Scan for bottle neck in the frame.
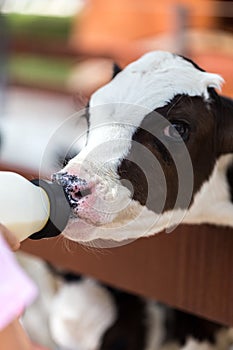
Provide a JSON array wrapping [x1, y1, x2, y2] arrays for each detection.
[[29, 179, 71, 240]]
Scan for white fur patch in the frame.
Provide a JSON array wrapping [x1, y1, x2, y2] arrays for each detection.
[[91, 51, 223, 111], [180, 338, 214, 350], [17, 252, 57, 348], [145, 301, 166, 350], [184, 154, 233, 226], [49, 278, 116, 350], [63, 202, 188, 243]]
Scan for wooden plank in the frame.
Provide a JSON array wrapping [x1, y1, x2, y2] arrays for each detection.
[[21, 224, 233, 327]]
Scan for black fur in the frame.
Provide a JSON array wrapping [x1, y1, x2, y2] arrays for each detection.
[[118, 94, 219, 213], [101, 288, 147, 350], [164, 308, 223, 345], [227, 163, 233, 203], [179, 55, 206, 72], [112, 63, 122, 78]]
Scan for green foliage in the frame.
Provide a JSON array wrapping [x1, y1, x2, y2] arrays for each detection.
[[7, 13, 73, 42], [9, 54, 74, 89]]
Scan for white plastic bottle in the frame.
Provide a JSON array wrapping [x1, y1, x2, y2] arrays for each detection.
[[0, 172, 71, 242]]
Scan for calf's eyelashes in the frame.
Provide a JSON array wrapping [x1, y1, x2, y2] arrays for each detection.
[[163, 120, 190, 142]]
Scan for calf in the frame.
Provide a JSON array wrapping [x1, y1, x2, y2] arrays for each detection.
[[53, 51, 233, 243]]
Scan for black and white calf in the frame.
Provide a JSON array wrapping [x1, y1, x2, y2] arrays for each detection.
[[53, 51, 233, 243], [48, 271, 233, 350], [18, 253, 233, 350]]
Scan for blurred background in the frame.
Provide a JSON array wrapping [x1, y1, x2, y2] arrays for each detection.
[[0, 2, 233, 349], [0, 0, 233, 176]]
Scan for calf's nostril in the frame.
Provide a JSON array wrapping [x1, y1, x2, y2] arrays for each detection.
[[72, 187, 92, 201], [80, 188, 92, 198]]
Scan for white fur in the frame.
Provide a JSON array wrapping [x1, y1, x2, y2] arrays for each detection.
[[180, 338, 214, 350], [91, 51, 223, 112], [49, 278, 116, 350], [17, 252, 57, 349], [184, 154, 233, 227], [63, 202, 188, 243], [145, 301, 166, 350], [179, 330, 233, 350]]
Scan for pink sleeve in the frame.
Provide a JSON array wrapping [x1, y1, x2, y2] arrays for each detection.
[[0, 235, 38, 331]]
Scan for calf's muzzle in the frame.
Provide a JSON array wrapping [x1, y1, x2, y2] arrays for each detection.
[[52, 172, 92, 209]]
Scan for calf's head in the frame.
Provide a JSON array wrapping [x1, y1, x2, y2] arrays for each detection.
[[53, 51, 233, 243]]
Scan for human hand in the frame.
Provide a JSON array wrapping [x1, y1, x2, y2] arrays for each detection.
[[0, 223, 20, 251]]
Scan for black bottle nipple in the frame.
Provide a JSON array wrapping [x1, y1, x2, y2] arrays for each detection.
[[29, 179, 71, 240]]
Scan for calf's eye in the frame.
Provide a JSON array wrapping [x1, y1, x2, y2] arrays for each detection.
[[164, 121, 190, 141]]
